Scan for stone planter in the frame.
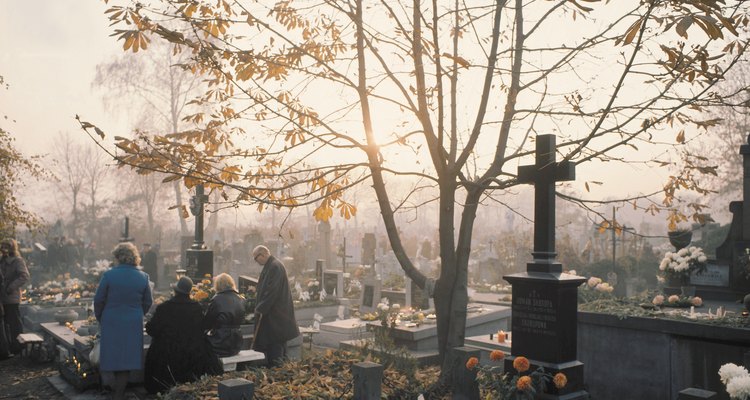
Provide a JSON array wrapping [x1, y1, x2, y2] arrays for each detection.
[[54, 309, 78, 326], [668, 230, 692, 251]]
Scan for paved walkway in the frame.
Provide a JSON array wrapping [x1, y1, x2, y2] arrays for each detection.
[[48, 375, 152, 400]]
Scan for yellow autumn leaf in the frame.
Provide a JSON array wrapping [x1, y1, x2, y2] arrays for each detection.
[[676, 129, 685, 144]]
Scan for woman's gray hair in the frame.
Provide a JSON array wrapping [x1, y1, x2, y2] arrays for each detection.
[[213, 272, 236, 292], [112, 242, 141, 266]]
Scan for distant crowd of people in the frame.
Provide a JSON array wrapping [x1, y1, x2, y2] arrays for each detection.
[[93, 242, 299, 399]]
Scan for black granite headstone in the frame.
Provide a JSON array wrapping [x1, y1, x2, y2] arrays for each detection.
[[708, 134, 750, 298], [504, 135, 587, 399]]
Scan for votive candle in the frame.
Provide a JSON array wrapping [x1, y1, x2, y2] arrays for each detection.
[[497, 330, 506, 343]]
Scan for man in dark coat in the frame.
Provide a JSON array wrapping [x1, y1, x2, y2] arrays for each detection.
[[251, 245, 299, 367], [144, 277, 221, 394], [0, 268, 10, 360]]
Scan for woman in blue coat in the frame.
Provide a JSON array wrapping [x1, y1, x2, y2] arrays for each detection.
[[94, 242, 153, 400]]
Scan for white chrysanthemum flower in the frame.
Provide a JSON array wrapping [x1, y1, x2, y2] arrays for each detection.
[[677, 248, 688, 256], [698, 255, 707, 263], [659, 259, 669, 271], [726, 375, 750, 400], [392, 303, 400, 310], [719, 363, 749, 385]]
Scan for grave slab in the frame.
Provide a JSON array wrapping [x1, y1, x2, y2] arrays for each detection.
[[317, 318, 371, 348], [367, 303, 510, 352]]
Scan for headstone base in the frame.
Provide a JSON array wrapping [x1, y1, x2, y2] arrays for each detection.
[[503, 356, 585, 396], [537, 391, 590, 400]]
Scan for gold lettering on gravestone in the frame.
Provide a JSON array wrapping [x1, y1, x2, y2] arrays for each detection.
[[514, 289, 557, 337]]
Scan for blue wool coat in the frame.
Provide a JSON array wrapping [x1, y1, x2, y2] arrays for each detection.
[[94, 264, 153, 372]]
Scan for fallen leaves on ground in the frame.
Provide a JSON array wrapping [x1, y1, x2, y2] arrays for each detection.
[[163, 349, 445, 399]]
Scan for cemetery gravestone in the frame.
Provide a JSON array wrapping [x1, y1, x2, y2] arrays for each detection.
[[323, 270, 344, 299], [238, 275, 258, 293], [318, 221, 333, 271], [405, 278, 431, 310], [359, 279, 382, 314], [504, 135, 587, 399], [362, 233, 376, 266], [703, 135, 750, 300], [185, 184, 214, 280], [316, 259, 324, 285]]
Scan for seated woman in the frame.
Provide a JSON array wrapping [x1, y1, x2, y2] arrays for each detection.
[[144, 277, 221, 394], [203, 273, 245, 357]]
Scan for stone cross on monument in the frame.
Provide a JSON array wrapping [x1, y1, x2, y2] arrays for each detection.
[[185, 184, 213, 280], [504, 134, 588, 399], [517, 135, 575, 271]]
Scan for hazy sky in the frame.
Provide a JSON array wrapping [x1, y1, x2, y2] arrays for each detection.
[[0, 1, 125, 154], [0, 0, 699, 230]]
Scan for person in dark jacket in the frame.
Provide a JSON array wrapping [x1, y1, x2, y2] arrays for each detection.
[[144, 276, 221, 394], [251, 245, 299, 367], [203, 273, 244, 357], [0, 268, 10, 360], [0, 238, 30, 355], [141, 243, 158, 287]]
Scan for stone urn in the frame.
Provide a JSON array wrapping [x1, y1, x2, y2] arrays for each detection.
[[54, 309, 78, 325], [668, 230, 693, 251]]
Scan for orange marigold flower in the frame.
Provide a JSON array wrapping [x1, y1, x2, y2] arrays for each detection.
[[490, 350, 505, 361], [553, 372, 567, 389], [513, 356, 530, 372], [516, 375, 532, 391], [465, 357, 479, 370]]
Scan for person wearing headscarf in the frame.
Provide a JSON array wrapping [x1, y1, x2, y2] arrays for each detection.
[[144, 276, 221, 394]]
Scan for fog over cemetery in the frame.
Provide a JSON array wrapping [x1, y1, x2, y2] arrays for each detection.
[[3, 0, 750, 399]]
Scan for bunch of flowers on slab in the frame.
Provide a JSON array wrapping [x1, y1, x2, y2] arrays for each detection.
[[719, 363, 750, 400], [190, 274, 215, 303], [659, 246, 708, 282], [578, 276, 614, 303], [468, 352, 567, 399], [652, 294, 702, 308]]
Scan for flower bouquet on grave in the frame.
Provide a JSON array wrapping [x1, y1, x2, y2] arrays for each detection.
[[658, 246, 708, 288], [469, 352, 569, 399], [652, 294, 703, 308], [190, 274, 215, 311], [578, 276, 615, 304], [719, 363, 750, 400]]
